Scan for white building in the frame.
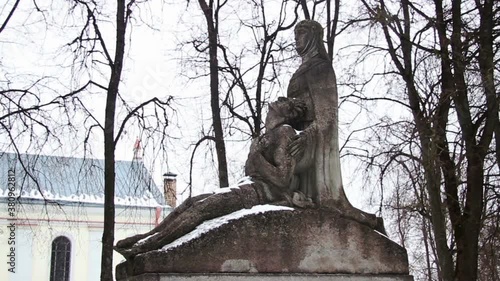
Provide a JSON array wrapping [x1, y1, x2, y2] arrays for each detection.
[[0, 152, 173, 281]]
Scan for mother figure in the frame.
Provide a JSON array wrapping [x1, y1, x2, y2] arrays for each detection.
[[287, 20, 378, 227], [288, 19, 346, 208]]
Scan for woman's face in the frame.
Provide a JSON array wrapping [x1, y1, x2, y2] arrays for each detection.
[[295, 27, 313, 54]]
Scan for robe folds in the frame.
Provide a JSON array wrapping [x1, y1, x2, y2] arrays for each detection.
[[287, 55, 349, 207]]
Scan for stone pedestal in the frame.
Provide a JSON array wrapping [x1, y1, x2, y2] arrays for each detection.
[[122, 273, 414, 281], [116, 209, 411, 281]]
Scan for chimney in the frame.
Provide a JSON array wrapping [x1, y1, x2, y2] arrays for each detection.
[[163, 172, 177, 207], [133, 138, 143, 161]]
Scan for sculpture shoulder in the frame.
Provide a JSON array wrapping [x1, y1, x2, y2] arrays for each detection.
[[306, 57, 335, 78], [292, 57, 335, 81], [288, 56, 337, 101]]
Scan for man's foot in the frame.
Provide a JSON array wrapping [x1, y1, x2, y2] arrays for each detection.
[[292, 191, 315, 208]]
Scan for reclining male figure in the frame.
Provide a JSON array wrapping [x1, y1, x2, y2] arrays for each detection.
[[115, 98, 305, 259]]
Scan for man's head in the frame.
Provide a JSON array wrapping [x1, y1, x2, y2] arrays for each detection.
[[265, 98, 301, 130], [266, 97, 307, 131]]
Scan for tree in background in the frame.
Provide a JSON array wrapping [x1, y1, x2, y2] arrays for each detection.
[[218, 0, 299, 138], [338, 0, 499, 280], [1, 1, 103, 179], [0, 0, 19, 35], [66, 1, 173, 279], [191, 0, 230, 188], [183, 0, 300, 190], [1, 0, 173, 280]]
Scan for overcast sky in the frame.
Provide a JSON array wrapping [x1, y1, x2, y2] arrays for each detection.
[[0, 0, 405, 210]]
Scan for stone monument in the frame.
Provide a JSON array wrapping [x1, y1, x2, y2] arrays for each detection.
[[115, 20, 413, 281]]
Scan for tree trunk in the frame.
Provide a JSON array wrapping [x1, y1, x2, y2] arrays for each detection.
[[377, 1, 455, 278], [359, 0, 498, 279], [406, 23, 454, 281], [198, 0, 229, 188], [325, 0, 340, 61], [101, 0, 127, 280], [254, 40, 267, 137], [448, 1, 495, 280], [455, 155, 484, 281]]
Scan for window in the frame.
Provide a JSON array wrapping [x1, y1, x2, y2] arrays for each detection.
[[50, 236, 71, 281]]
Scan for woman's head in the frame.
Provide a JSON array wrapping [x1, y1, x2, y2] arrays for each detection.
[[294, 20, 328, 60]]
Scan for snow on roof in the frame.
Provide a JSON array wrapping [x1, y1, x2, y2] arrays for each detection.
[[0, 152, 166, 207], [160, 204, 294, 252]]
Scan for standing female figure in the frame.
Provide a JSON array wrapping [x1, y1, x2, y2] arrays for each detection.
[[287, 20, 345, 207], [287, 20, 379, 229]]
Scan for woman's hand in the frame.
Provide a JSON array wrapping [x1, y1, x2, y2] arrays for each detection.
[[288, 132, 306, 158]]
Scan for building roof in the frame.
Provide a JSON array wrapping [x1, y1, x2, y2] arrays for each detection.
[[0, 152, 166, 207]]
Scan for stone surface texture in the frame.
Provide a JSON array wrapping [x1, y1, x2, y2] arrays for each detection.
[[116, 209, 409, 280], [122, 273, 414, 281]]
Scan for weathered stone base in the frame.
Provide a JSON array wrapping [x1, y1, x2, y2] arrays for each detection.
[[122, 273, 414, 281], [116, 208, 410, 280]]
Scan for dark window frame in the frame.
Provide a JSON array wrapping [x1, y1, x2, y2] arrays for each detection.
[[50, 236, 71, 281]]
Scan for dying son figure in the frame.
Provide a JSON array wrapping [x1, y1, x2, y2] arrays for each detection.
[[115, 98, 308, 259]]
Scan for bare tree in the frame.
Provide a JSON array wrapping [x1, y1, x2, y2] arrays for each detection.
[[182, 0, 299, 190], [338, 0, 499, 280], [217, 0, 299, 138], [190, 0, 230, 188], [0, 0, 21, 35], [62, 0, 175, 279]]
